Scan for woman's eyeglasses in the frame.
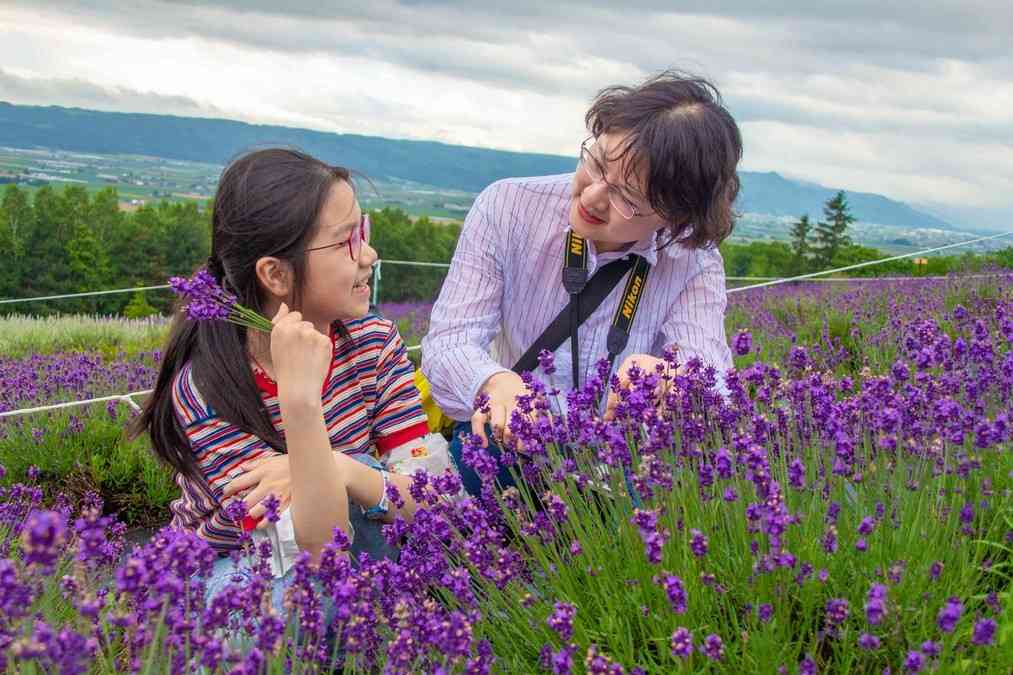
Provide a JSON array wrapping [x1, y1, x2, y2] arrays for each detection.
[[303, 213, 371, 260], [578, 137, 652, 220]]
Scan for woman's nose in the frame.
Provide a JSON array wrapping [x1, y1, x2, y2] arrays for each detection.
[[582, 180, 611, 214]]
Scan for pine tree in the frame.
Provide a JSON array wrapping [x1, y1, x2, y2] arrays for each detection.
[[789, 213, 813, 274], [813, 191, 855, 269]]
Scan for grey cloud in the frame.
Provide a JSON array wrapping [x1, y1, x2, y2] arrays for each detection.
[[0, 68, 225, 118]]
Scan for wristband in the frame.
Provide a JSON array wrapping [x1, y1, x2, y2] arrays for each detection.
[[363, 468, 390, 521]]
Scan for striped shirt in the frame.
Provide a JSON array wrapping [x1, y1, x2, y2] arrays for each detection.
[[170, 315, 428, 553], [421, 173, 733, 421]]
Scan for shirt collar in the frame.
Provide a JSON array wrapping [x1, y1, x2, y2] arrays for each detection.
[[568, 227, 660, 271]]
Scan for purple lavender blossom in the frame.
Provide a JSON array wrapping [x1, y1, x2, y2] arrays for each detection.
[[904, 650, 924, 673], [971, 618, 997, 646], [537, 349, 557, 376], [547, 602, 576, 641], [702, 634, 724, 661], [689, 529, 709, 557], [733, 330, 753, 356], [937, 597, 962, 633], [654, 573, 687, 614], [670, 628, 693, 659], [858, 633, 881, 650], [825, 598, 850, 627]]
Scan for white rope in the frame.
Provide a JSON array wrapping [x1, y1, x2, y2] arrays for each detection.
[[0, 344, 425, 419], [0, 391, 152, 418], [4, 231, 1012, 307], [0, 284, 171, 305], [3, 231, 1010, 419], [726, 231, 1013, 294], [380, 259, 452, 269]]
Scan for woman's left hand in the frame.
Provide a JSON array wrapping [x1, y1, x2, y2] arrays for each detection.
[[222, 454, 292, 529]]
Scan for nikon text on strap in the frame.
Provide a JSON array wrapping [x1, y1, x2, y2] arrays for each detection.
[[512, 231, 651, 387]]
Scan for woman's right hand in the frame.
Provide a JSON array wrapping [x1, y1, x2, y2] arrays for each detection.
[[471, 370, 529, 449], [269, 303, 333, 407]]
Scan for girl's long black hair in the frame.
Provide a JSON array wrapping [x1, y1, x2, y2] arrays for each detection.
[[130, 148, 352, 483]]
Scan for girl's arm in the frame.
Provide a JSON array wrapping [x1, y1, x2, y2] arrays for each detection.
[[272, 303, 351, 564]]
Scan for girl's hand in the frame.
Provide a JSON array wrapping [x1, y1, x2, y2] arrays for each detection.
[[222, 454, 291, 530], [270, 302, 333, 406]]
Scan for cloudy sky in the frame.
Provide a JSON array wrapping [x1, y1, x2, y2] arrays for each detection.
[[1, 1, 1011, 227]]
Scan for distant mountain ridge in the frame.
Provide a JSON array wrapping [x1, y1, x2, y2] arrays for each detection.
[[0, 100, 953, 231]]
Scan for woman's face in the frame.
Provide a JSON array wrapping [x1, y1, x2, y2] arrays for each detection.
[[299, 180, 377, 327], [569, 131, 668, 252]]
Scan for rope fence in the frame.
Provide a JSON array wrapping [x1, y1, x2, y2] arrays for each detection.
[[2, 229, 1011, 419]]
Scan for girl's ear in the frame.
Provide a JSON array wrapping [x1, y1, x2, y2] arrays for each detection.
[[254, 256, 293, 299]]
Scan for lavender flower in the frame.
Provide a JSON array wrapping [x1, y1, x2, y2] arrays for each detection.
[[169, 268, 272, 332], [858, 633, 881, 650], [537, 349, 557, 376], [733, 330, 753, 356], [689, 529, 709, 557], [702, 634, 724, 661], [654, 573, 687, 614], [670, 628, 693, 659], [971, 618, 997, 646], [547, 602, 576, 641], [904, 650, 924, 673], [937, 597, 962, 633]]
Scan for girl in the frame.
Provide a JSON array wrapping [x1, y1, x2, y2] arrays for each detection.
[[132, 148, 430, 605]]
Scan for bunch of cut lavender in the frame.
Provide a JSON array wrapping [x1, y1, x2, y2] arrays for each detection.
[[168, 268, 273, 332]]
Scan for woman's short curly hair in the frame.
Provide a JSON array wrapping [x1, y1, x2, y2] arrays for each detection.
[[585, 69, 743, 250]]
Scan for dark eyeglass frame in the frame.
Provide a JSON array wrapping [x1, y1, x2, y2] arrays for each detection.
[[303, 213, 371, 260], [578, 136, 653, 220]]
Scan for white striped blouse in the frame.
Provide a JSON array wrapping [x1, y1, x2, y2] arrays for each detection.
[[421, 173, 733, 422]]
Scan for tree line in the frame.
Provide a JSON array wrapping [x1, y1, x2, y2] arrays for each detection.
[[1, 184, 1010, 316]]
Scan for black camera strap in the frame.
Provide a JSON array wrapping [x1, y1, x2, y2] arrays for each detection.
[[512, 231, 651, 387]]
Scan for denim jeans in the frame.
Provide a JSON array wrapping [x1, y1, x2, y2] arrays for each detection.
[[446, 421, 520, 497], [203, 452, 398, 614]]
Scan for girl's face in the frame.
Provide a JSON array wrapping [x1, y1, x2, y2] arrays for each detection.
[[298, 180, 377, 328]]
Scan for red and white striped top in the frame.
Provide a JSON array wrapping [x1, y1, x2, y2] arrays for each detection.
[[421, 173, 733, 421], [169, 315, 428, 553]]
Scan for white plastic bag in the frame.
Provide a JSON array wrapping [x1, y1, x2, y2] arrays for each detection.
[[386, 432, 466, 500]]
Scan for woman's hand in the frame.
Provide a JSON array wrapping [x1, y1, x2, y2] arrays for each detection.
[[603, 353, 684, 421], [471, 370, 529, 448], [222, 454, 291, 530], [270, 302, 333, 408]]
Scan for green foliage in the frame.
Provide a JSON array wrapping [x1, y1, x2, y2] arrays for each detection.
[[370, 208, 460, 301], [122, 291, 159, 319], [813, 190, 856, 269], [789, 213, 813, 274], [4, 182, 1013, 319], [0, 406, 176, 528]]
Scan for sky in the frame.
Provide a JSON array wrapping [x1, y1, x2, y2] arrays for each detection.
[[1, 1, 1011, 228]]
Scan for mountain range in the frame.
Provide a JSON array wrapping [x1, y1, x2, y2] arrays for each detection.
[[0, 100, 957, 232]]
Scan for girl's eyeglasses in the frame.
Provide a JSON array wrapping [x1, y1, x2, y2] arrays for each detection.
[[303, 213, 371, 260]]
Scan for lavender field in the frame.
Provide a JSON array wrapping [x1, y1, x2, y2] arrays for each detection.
[[0, 276, 1011, 673]]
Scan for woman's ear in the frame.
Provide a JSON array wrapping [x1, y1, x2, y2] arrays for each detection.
[[254, 256, 293, 299]]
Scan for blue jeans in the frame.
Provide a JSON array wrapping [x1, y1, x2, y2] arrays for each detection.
[[203, 453, 397, 614], [448, 421, 643, 507], [447, 421, 518, 497]]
